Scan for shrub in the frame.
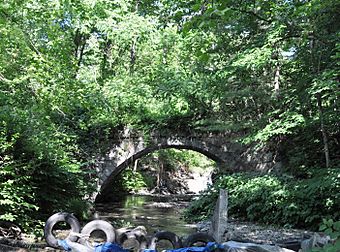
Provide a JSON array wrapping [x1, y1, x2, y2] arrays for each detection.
[[0, 123, 92, 232], [183, 169, 340, 230], [120, 168, 147, 193], [312, 219, 340, 252]]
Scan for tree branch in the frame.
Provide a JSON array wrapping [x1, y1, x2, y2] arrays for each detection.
[[73, 28, 81, 58], [1, 10, 44, 58], [77, 41, 86, 67], [0, 73, 11, 83], [229, 7, 271, 23]]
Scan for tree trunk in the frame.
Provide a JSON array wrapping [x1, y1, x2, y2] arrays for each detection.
[[130, 38, 137, 73], [316, 93, 330, 168], [272, 48, 280, 97], [157, 162, 163, 187], [133, 159, 138, 172], [274, 61, 280, 96], [129, 0, 140, 73]]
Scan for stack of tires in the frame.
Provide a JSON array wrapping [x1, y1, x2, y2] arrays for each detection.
[[44, 212, 216, 252], [44, 212, 118, 252]]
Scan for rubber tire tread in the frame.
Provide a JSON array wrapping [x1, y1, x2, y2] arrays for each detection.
[[183, 233, 215, 247], [148, 231, 182, 250], [80, 220, 115, 248], [44, 212, 81, 248]]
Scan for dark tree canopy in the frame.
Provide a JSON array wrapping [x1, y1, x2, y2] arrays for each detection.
[[0, 0, 339, 232]]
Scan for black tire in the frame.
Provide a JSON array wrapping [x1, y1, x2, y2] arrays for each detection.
[[276, 240, 301, 251], [183, 233, 215, 247], [148, 231, 182, 250], [44, 212, 81, 248], [80, 220, 115, 249]]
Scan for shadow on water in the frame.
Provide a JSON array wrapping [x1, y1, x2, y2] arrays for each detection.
[[95, 194, 197, 237]]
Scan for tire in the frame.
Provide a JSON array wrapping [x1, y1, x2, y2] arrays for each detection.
[[44, 212, 81, 248], [0, 221, 22, 239], [120, 227, 148, 251], [183, 233, 215, 247], [116, 227, 132, 245], [134, 229, 148, 250], [120, 233, 142, 251], [80, 220, 115, 249], [148, 231, 182, 250], [276, 240, 301, 251]]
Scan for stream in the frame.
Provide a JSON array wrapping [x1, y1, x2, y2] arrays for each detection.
[[0, 194, 314, 251], [95, 194, 198, 237]]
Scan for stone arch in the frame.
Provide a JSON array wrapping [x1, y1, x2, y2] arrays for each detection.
[[94, 131, 276, 202], [96, 143, 227, 202]]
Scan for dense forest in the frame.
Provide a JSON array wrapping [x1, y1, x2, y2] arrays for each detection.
[[0, 0, 339, 236]]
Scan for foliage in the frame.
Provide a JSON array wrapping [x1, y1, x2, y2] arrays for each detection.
[[119, 168, 147, 193], [146, 149, 214, 173], [64, 198, 92, 222], [0, 0, 339, 234], [184, 170, 340, 230], [114, 149, 214, 193], [312, 219, 340, 252]]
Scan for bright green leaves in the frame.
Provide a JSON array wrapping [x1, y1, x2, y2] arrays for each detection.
[[1, 0, 339, 233], [319, 219, 340, 241], [177, 0, 340, 168], [309, 71, 339, 97], [231, 47, 272, 70], [0, 0, 100, 231], [185, 169, 340, 229], [0, 143, 39, 230], [312, 220, 340, 251], [0, 176, 39, 223], [247, 111, 306, 143], [120, 168, 147, 193]]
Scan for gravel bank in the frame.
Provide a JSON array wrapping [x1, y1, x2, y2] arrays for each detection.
[[195, 218, 314, 246]]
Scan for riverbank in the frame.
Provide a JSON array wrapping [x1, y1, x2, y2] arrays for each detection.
[[0, 198, 317, 252], [196, 219, 314, 246], [0, 219, 316, 251], [0, 193, 318, 251]]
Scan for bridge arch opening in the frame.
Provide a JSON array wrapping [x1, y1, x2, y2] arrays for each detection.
[[95, 144, 223, 203]]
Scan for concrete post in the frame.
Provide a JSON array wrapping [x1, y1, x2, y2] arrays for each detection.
[[209, 189, 228, 243]]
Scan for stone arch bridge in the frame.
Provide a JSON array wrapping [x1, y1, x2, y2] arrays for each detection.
[[95, 129, 277, 202]]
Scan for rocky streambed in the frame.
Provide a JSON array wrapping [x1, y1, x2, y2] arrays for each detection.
[[196, 219, 314, 249]]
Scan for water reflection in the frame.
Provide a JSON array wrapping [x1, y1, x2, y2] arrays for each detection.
[[95, 195, 196, 237]]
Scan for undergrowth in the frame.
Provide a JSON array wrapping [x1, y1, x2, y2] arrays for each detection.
[[183, 169, 340, 230]]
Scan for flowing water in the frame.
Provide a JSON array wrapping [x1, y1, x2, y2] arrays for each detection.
[[95, 194, 198, 237], [94, 170, 212, 238]]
